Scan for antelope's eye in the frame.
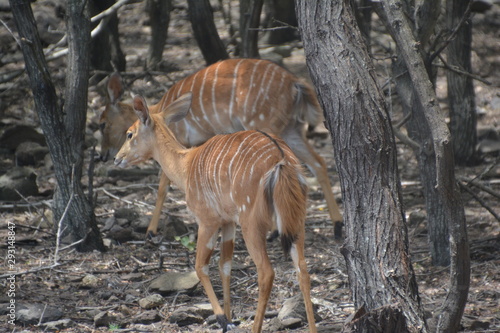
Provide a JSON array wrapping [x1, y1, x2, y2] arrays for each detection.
[[127, 132, 133, 140], [99, 123, 105, 131]]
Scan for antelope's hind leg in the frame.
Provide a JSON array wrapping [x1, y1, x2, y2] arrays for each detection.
[[194, 222, 232, 330], [241, 221, 275, 333], [290, 235, 317, 333], [219, 223, 236, 328]]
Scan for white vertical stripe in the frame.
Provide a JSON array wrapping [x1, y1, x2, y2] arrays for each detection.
[[229, 59, 245, 119]]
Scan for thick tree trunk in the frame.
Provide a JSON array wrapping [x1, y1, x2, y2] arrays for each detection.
[[146, 0, 172, 69], [446, 0, 478, 165], [187, 0, 229, 65], [295, 0, 427, 331], [240, 0, 264, 58], [378, 0, 470, 331], [10, 0, 105, 252]]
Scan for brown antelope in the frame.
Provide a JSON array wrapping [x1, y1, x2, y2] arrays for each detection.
[[101, 58, 342, 237], [114, 93, 317, 333]]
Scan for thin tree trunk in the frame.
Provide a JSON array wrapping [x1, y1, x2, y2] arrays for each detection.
[[378, 0, 470, 331], [10, 0, 105, 252], [146, 0, 172, 69], [296, 0, 427, 331], [187, 0, 229, 65], [240, 0, 263, 58], [446, 0, 478, 165]]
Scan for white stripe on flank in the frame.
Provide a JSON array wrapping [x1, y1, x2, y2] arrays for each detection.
[[243, 60, 262, 116], [251, 62, 275, 115], [199, 68, 216, 132], [227, 132, 260, 178], [229, 59, 245, 119], [212, 62, 223, 128]]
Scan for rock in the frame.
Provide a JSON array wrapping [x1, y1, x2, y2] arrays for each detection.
[[0, 125, 46, 152], [0, 167, 39, 201], [107, 225, 136, 243], [115, 207, 139, 221], [94, 311, 115, 328], [169, 307, 204, 327], [275, 294, 320, 330], [81, 274, 100, 289], [149, 271, 199, 296], [16, 303, 64, 325], [40, 318, 74, 331], [139, 294, 164, 309], [15, 142, 49, 166], [162, 215, 189, 240], [131, 310, 161, 324]]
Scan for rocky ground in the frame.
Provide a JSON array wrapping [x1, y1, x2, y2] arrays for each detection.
[[0, 1, 499, 332]]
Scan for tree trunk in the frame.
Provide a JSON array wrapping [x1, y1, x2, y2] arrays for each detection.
[[377, 0, 470, 331], [446, 0, 478, 165], [265, 0, 298, 45], [146, 0, 172, 69], [89, 0, 126, 81], [9, 0, 105, 252], [376, 0, 451, 267], [295, 0, 427, 331], [187, 0, 229, 65], [240, 0, 264, 58]]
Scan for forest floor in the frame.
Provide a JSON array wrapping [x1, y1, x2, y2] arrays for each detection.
[[0, 1, 499, 332]]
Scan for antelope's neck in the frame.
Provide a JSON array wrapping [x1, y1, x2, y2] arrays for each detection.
[[152, 125, 190, 192]]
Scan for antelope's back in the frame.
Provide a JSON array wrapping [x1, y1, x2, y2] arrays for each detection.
[[160, 59, 311, 146], [185, 130, 303, 221]]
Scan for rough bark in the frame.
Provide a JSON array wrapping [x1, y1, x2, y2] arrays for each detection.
[[446, 0, 478, 165], [376, 0, 451, 266], [240, 0, 264, 58], [146, 0, 172, 69], [10, 0, 105, 252], [187, 0, 229, 65], [378, 0, 470, 331], [295, 0, 427, 331]]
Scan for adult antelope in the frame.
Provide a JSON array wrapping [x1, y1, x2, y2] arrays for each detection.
[[114, 93, 317, 333], [101, 58, 342, 237]]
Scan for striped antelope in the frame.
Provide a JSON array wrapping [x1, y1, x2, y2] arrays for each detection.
[[100, 58, 342, 237], [114, 93, 317, 333]]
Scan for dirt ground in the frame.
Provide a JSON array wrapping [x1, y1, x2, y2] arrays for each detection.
[[0, 1, 499, 332]]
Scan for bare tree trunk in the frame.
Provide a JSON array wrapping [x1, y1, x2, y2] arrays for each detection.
[[240, 0, 264, 58], [265, 0, 298, 45], [446, 0, 478, 165], [89, 0, 126, 82], [378, 0, 470, 331], [10, 0, 105, 252], [187, 0, 229, 65], [146, 0, 172, 69], [296, 0, 427, 331], [376, 0, 451, 267]]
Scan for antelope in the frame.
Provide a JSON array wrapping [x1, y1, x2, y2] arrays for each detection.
[[114, 93, 317, 333], [100, 58, 342, 237]]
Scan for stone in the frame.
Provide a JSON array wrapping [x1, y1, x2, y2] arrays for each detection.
[[16, 303, 63, 325], [149, 271, 199, 295], [0, 167, 39, 201], [15, 142, 49, 166], [138, 294, 164, 309], [81, 274, 100, 289]]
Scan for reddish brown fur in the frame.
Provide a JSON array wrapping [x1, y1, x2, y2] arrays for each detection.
[[101, 58, 342, 237], [114, 94, 317, 333]]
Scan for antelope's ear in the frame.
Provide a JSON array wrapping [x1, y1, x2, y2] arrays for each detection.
[[107, 72, 123, 104], [133, 95, 151, 126], [163, 92, 192, 125]]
